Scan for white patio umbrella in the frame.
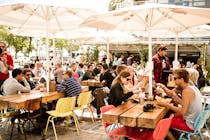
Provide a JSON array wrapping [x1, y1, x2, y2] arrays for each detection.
[[0, 0, 98, 92], [80, 3, 210, 95], [62, 28, 138, 64], [131, 24, 210, 68]]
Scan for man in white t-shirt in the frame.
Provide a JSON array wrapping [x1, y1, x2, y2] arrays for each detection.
[[1, 68, 31, 95]]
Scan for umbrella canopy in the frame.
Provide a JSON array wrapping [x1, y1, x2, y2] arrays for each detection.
[[131, 24, 210, 66], [0, 0, 98, 91], [63, 28, 138, 62], [80, 3, 210, 95], [0, 0, 97, 38]]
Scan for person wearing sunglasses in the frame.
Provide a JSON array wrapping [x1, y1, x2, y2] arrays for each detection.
[[108, 71, 140, 107], [20, 69, 44, 90], [157, 68, 202, 138]]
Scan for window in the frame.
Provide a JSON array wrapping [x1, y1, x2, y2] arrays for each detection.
[[157, 0, 207, 7]]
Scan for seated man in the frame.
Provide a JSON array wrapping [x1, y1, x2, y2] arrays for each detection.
[[57, 70, 82, 98], [21, 69, 43, 90], [1, 68, 31, 95], [157, 68, 202, 139], [82, 64, 97, 81]]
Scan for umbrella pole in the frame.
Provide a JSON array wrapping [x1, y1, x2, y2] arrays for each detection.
[[175, 33, 178, 62], [106, 39, 110, 65], [46, 37, 50, 92], [173, 33, 179, 69], [148, 28, 153, 96], [46, 14, 50, 92]]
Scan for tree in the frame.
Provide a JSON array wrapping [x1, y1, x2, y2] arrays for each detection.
[[0, 26, 34, 58], [85, 45, 99, 63], [108, 0, 125, 11], [42, 38, 80, 51], [137, 46, 148, 66]]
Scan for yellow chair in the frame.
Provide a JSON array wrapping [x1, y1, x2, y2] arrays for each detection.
[[44, 97, 80, 140], [75, 91, 95, 123]]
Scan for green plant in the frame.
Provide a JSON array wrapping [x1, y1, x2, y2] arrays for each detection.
[[137, 46, 148, 66]]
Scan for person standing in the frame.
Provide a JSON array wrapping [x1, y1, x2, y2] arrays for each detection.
[[126, 55, 134, 66], [0, 47, 8, 75], [53, 62, 65, 84], [77, 63, 85, 81], [71, 63, 80, 83], [0, 41, 14, 89], [152, 44, 170, 84]]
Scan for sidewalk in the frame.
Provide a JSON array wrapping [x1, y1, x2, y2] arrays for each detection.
[[1, 110, 210, 140], [0, 110, 106, 140]]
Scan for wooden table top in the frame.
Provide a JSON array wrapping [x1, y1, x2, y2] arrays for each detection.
[[0, 91, 65, 110], [0, 85, 89, 110], [103, 98, 171, 129], [81, 80, 104, 87]]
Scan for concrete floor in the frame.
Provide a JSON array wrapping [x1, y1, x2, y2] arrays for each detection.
[[0, 110, 106, 140], [1, 110, 210, 140]]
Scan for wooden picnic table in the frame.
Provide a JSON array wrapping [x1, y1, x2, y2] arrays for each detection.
[[0, 86, 89, 110], [81, 80, 104, 87], [102, 98, 171, 129], [0, 91, 65, 110]]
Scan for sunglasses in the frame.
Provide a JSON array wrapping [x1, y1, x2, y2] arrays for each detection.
[[26, 74, 31, 76], [174, 77, 180, 80], [0, 46, 5, 48]]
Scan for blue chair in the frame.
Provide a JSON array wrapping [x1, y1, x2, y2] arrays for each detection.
[[174, 107, 210, 140], [204, 104, 210, 136]]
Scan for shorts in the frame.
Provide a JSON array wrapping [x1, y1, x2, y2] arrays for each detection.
[[171, 114, 194, 132]]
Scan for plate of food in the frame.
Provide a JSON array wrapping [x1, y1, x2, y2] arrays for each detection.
[[143, 103, 156, 112]]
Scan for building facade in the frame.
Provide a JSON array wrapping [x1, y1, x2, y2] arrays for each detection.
[[157, 0, 210, 8], [119, 0, 210, 8]]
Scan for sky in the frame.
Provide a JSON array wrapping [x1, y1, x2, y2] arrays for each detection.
[[0, 0, 109, 13], [73, 0, 109, 13]]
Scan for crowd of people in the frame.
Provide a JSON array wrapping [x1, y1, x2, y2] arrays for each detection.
[[0, 40, 208, 139]]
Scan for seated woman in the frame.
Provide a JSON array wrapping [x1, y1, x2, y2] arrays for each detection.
[[108, 71, 139, 107]]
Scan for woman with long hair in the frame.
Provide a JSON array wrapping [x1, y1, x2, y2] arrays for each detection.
[[108, 71, 139, 107]]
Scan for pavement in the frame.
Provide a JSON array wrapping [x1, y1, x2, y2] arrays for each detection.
[[1, 110, 210, 140], [0, 110, 106, 140]]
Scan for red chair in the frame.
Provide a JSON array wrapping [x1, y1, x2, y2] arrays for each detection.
[[101, 105, 130, 140], [128, 114, 174, 140]]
